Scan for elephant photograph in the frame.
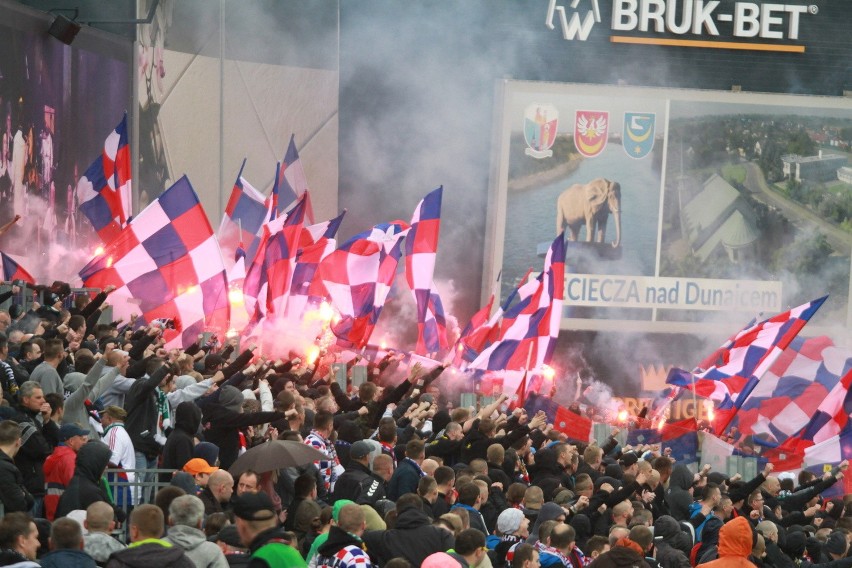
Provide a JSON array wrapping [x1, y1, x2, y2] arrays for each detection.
[[556, 178, 622, 248]]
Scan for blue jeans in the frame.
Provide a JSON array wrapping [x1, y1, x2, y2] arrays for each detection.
[[29, 496, 43, 519], [134, 451, 159, 504]]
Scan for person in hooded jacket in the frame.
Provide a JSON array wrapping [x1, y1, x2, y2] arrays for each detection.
[[653, 515, 693, 568], [163, 495, 228, 568], [695, 514, 725, 565], [666, 465, 697, 522], [526, 502, 568, 545], [200, 386, 284, 470], [361, 493, 454, 567], [588, 537, 651, 568], [160, 401, 202, 483], [55, 441, 118, 520], [697, 516, 758, 568]]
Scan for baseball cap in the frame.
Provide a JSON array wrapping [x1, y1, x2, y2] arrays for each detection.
[[350, 440, 373, 460], [182, 458, 218, 476], [59, 423, 89, 441], [232, 492, 276, 521], [619, 451, 638, 467], [204, 354, 225, 371]]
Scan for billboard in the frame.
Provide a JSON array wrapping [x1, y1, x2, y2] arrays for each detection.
[[487, 81, 852, 335], [0, 3, 131, 283]]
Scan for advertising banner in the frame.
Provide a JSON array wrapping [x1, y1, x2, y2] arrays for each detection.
[[488, 81, 852, 334]]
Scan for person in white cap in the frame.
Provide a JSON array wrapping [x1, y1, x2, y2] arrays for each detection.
[[489, 508, 531, 567]]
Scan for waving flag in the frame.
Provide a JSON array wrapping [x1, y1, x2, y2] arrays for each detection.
[[79, 176, 229, 347], [452, 295, 495, 367], [661, 417, 699, 464], [218, 160, 269, 272], [405, 187, 448, 355], [0, 252, 35, 284], [469, 234, 565, 372], [243, 192, 310, 324], [318, 221, 410, 349], [278, 134, 314, 223], [77, 114, 132, 243], [287, 210, 348, 318], [728, 336, 852, 444], [666, 297, 827, 433]]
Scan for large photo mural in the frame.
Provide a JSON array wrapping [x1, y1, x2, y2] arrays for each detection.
[[489, 82, 852, 336]]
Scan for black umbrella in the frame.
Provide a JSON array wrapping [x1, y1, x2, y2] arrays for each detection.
[[229, 440, 326, 477]]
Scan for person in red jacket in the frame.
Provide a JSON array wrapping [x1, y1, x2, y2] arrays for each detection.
[[42, 423, 89, 520]]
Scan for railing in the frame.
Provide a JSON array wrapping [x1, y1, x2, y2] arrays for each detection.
[[104, 468, 177, 516]]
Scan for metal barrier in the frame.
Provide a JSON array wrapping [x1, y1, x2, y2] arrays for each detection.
[[104, 468, 177, 516]]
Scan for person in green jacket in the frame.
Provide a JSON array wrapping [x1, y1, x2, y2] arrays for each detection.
[[232, 491, 307, 568]]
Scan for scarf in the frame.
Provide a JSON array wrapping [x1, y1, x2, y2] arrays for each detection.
[[404, 458, 426, 478], [154, 387, 171, 446]]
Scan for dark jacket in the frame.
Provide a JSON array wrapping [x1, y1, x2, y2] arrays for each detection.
[[654, 515, 693, 568], [160, 401, 202, 481], [332, 460, 386, 505], [425, 435, 464, 466], [199, 486, 224, 516], [666, 465, 695, 522], [56, 441, 114, 519], [0, 450, 33, 513], [655, 514, 695, 560], [201, 403, 283, 470], [588, 545, 652, 568], [39, 549, 98, 568], [530, 447, 568, 501], [460, 418, 530, 464], [12, 404, 58, 497], [105, 540, 195, 568], [387, 458, 423, 501], [124, 366, 169, 458], [362, 506, 454, 567]]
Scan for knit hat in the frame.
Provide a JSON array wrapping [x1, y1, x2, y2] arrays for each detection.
[[193, 442, 220, 466], [497, 508, 525, 535], [170, 472, 196, 495], [784, 530, 807, 558], [422, 552, 463, 568], [219, 385, 245, 413], [825, 531, 848, 555], [215, 525, 243, 549]]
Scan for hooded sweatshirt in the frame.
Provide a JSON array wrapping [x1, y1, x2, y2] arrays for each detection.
[[697, 517, 757, 568], [55, 441, 113, 519], [161, 401, 203, 480], [361, 506, 454, 567], [666, 465, 696, 522], [164, 524, 228, 568], [653, 515, 693, 568], [527, 502, 568, 544]]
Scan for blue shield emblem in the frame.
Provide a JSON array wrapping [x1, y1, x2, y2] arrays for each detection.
[[623, 112, 655, 159], [523, 104, 558, 159]]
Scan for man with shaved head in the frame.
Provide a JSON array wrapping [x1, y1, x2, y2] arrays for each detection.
[[83, 501, 126, 564], [200, 470, 234, 516]]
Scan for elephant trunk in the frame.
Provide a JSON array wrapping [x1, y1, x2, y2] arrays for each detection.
[[612, 209, 621, 248]]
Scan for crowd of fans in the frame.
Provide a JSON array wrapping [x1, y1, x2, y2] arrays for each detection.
[[0, 285, 851, 568]]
